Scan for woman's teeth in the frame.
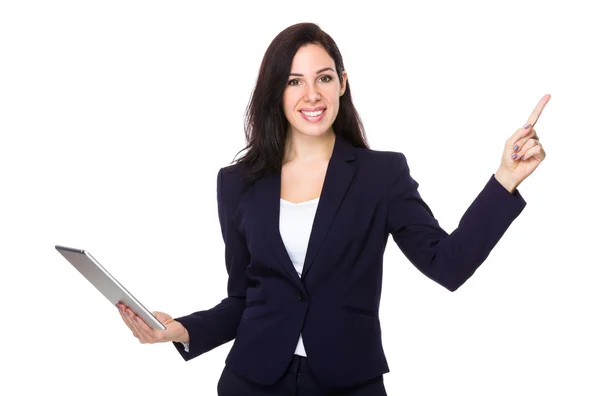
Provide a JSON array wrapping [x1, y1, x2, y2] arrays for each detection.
[[301, 110, 324, 117]]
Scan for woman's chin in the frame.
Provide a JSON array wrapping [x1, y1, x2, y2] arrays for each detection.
[[291, 124, 334, 138]]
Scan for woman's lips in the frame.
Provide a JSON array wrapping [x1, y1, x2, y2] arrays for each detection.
[[299, 108, 326, 123]]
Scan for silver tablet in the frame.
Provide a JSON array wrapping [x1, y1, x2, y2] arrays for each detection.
[[55, 245, 166, 330]]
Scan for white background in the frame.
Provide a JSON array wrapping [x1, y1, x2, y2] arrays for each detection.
[[1, 1, 598, 395]]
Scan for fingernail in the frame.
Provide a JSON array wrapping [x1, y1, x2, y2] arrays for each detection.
[[524, 123, 531, 129], [511, 153, 518, 160], [513, 145, 519, 152], [521, 155, 525, 160]]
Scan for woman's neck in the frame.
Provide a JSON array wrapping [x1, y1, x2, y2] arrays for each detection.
[[283, 130, 335, 164]]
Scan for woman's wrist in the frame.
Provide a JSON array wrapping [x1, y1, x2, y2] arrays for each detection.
[[173, 321, 190, 343], [494, 168, 519, 194]]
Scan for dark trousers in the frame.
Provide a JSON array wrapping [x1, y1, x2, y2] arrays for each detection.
[[217, 355, 387, 395]]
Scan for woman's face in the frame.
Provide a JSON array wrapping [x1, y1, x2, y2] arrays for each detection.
[[282, 44, 347, 138]]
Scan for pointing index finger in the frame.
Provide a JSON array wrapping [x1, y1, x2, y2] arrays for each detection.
[[526, 94, 551, 127]]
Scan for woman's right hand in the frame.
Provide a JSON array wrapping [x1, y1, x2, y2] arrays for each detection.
[[116, 303, 189, 344]]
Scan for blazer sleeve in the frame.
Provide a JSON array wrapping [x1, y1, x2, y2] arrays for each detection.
[[173, 167, 250, 360], [386, 152, 527, 291]]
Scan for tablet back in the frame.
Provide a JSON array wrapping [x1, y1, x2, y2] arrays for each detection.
[[55, 245, 166, 330]]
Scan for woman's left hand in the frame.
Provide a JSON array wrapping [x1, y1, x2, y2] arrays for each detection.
[[495, 94, 551, 193]]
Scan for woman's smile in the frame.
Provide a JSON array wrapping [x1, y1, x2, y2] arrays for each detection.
[[299, 107, 326, 122]]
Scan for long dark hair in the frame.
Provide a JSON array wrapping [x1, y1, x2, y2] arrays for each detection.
[[234, 22, 368, 185]]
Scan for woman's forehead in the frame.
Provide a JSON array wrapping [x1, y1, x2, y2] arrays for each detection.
[[290, 44, 336, 74]]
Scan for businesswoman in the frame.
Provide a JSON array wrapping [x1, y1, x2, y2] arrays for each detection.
[[116, 22, 550, 395]]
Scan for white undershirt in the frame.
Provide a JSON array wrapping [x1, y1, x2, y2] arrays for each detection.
[[181, 197, 319, 356], [279, 197, 319, 357]]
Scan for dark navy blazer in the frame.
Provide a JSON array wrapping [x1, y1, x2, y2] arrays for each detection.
[[174, 135, 526, 387]]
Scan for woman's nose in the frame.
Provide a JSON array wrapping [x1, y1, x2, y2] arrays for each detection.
[[304, 83, 321, 103]]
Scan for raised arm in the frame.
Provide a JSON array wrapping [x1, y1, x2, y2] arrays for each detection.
[[386, 153, 527, 291]]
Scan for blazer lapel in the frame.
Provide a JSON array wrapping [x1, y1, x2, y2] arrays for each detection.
[[255, 135, 357, 285], [255, 171, 306, 290], [301, 136, 356, 278]]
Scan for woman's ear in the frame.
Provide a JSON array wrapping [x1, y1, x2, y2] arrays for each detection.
[[340, 71, 348, 96]]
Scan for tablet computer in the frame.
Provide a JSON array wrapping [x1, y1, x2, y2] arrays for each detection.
[[55, 245, 166, 330]]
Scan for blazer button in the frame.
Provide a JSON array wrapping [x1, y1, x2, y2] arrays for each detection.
[[298, 293, 307, 302]]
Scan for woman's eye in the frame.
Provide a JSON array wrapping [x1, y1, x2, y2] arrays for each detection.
[[320, 75, 333, 83], [287, 79, 300, 86]]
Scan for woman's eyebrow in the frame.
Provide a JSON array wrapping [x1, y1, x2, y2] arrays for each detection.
[[289, 67, 335, 77]]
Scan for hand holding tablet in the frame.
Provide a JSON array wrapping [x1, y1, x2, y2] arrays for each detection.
[[55, 245, 189, 344], [116, 303, 189, 345]]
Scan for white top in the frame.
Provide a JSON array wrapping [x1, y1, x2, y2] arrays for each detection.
[[279, 197, 319, 357], [181, 197, 319, 356]]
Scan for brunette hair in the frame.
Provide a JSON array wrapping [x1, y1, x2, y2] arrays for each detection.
[[234, 22, 368, 184]]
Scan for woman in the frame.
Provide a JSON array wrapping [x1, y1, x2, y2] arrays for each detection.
[[116, 22, 549, 395]]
